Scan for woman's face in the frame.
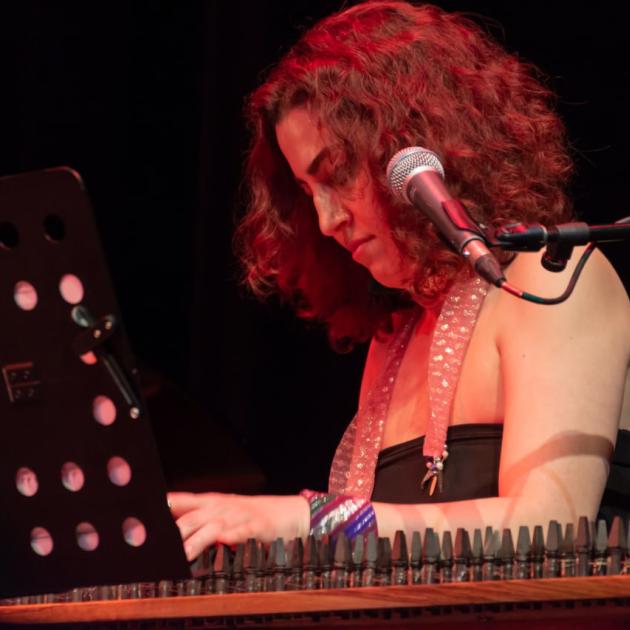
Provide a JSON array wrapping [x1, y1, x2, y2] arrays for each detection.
[[275, 107, 413, 290]]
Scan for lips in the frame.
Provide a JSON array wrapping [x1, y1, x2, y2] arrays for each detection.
[[348, 236, 374, 261], [348, 236, 373, 254]]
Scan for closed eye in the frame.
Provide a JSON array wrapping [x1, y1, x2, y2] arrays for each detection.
[[294, 147, 331, 198]]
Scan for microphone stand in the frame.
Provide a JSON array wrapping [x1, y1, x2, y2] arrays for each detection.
[[491, 218, 630, 271], [482, 217, 630, 305]]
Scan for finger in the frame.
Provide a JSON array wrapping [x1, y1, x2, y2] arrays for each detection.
[[167, 492, 201, 518], [175, 509, 215, 542], [215, 524, 256, 546], [167, 492, 227, 518], [183, 522, 224, 561]]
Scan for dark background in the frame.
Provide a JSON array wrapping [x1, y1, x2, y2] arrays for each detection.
[[1, 1, 628, 495]]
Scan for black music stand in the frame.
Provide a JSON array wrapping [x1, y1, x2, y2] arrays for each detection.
[[0, 168, 190, 598]]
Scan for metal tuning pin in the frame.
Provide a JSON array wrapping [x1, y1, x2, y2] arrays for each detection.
[[515, 526, 531, 580], [440, 530, 454, 583], [232, 544, 245, 593], [362, 532, 378, 587], [264, 539, 277, 592], [482, 529, 497, 581], [288, 537, 304, 591], [499, 529, 515, 581], [576, 517, 592, 578], [593, 520, 609, 577], [470, 529, 483, 583], [254, 541, 266, 593], [559, 524, 576, 578], [421, 529, 440, 584], [333, 533, 351, 589], [410, 532, 423, 585], [377, 537, 392, 586], [184, 550, 208, 595], [607, 516, 625, 576], [351, 535, 365, 588], [243, 539, 258, 593], [272, 538, 288, 592], [318, 536, 333, 590], [213, 544, 231, 595], [303, 535, 318, 591], [392, 531, 409, 586], [454, 528, 471, 582], [531, 525, 545, 579], [544, 521, 561, 578]]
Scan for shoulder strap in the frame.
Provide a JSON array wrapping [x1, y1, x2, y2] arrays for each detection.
[[328, 308, 421, 498], [425, 275, 488, 458]]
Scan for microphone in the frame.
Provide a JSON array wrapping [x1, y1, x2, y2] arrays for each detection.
[[386, 147, 505, 287]]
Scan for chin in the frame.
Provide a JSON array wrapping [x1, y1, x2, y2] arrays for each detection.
[[368, 261, 415, 292], [369, 269, 406, 291]]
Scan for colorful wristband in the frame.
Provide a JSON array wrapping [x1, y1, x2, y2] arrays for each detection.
[[299, 489, 378, 540]]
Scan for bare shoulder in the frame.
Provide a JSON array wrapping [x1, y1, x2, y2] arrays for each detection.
[[494, 247, 630, 356]]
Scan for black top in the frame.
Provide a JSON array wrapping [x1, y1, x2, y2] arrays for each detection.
[[371, 423, 630, 524]]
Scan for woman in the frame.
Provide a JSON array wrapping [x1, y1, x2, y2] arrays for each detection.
[[170, 1, 630, 561]]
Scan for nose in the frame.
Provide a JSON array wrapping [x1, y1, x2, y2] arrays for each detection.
[[312, 185, 350, 236]]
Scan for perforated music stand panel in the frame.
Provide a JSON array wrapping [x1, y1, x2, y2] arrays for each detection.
[[0, 167, 190, 598]]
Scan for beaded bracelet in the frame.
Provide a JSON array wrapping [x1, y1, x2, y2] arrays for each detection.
[[299, 489, 378, 540]]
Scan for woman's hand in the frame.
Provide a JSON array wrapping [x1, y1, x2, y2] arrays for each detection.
[[168, 492, 310, 561]]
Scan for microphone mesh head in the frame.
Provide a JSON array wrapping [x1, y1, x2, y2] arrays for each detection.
[[386, 147, 445, 202]]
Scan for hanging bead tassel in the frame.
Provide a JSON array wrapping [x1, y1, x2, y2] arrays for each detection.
[[421, 444, 449, 496]]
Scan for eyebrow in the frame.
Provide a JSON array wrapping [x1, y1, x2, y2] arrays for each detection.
[[306, 147, 331, 176]]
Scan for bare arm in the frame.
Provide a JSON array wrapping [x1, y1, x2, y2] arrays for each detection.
[[374, 248, 630, 540], [171, 249, 629, 559]]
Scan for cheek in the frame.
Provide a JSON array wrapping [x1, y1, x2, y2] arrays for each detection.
[[378, 231, 401, 259], [379, 236, 413, 278]]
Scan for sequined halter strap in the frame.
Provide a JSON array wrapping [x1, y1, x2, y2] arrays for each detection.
[[421, 276, 488, 494], [328, 275, 488, 499], [328, 307, 421, 498]]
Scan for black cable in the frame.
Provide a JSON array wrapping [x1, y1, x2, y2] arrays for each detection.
[[497, 215, 629, 304]]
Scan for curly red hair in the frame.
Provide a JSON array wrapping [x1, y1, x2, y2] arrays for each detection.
[[235, 1, 573, 350]]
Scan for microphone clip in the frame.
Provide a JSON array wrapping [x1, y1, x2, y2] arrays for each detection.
[[490, 222, 547, 252], [491, 221, 596, 272]]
